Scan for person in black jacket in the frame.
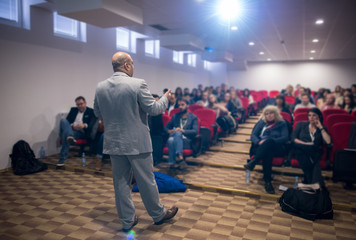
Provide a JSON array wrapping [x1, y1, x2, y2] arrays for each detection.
[[57, 96, 96, 166], [244, 105, 289, 194], [291, 108, 331, 185], [165, 99, 198, 169]]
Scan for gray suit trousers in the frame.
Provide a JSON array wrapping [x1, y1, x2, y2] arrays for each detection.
[[110, 153, 166, 228]]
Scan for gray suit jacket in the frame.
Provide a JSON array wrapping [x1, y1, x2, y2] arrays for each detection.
[[94, 72, 168, 155]]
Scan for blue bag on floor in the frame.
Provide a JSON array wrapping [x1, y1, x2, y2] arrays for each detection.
[[132, 172, 186, 193]]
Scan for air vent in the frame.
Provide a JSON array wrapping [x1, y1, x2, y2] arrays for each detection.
[[150, 24, 169, 31]]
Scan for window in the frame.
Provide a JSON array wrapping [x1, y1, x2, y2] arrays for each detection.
[[204, 60, 211, 70], [173, 51, 184, 64], [187, 54, 196, 67], [116, 27, 147, 54], [0, 0, 21, 27], [116, 27, 130, 50], [54, 12, 86, 42], [145, 40, 160, 59]]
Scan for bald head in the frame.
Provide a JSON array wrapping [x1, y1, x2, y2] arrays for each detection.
[[112, 51, 134, 77]]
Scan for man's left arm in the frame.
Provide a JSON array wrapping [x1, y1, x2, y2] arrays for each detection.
[[183, 115, 198, 139]]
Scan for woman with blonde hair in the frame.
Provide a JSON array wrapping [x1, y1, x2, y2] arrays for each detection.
[[244, 105, 289, 194]]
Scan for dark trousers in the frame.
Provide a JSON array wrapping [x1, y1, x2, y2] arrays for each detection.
[[250, 139, 285, 182], [294, 144, 324, 185]]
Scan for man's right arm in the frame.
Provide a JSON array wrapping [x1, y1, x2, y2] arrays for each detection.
[[138, 80, 171, 116]]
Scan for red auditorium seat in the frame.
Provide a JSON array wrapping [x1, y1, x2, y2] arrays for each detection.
[[293, 107, 310, 116], [322, 108, 348, 121], [351, 110, 356, 117], [193, 109, 217, 142], [293, 113, 308, 129], [162, 114, 171, 127], [284, 96, 296, 105], [188, 104, 204, 113], [325, 114, 356, 131], [269, 90, 280, 98], [169, 108, 180, 117], [329, 122, 352, 164], [280, 112, 292, 123]]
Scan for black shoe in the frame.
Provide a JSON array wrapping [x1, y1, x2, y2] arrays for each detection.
[[244, 162, 254, 171], [265, 182, 275, 194], [155, 206, 178, 225], [122, 215, 138, 232]]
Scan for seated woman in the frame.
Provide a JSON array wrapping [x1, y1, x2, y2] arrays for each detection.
[[244, 106, 289, 194], [291, 108, 331, 186], [275, 94, 291, 115]]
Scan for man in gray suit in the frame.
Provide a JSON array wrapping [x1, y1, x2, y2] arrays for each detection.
[[94, 51, 178, 232]]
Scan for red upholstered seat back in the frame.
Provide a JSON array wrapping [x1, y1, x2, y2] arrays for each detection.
[[330, 122, 352, 163], [269, 90, 280, 98], [280, 112, 292, 123], [325, 114, 356, 131]]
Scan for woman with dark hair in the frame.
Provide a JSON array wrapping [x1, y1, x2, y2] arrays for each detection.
[[175, 87, 183, 98], [244, 106, 289, 194], [291, 108, 331, 185], [340, 94, 356, 114], [242, 88, 254, 104], [316, 89, 331, 108], [275, 94, 292, 116]]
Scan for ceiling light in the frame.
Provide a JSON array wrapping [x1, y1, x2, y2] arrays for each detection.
[[249, 42, 255, 46], [218, 0, 241, 21], [315, 19, 324, 25], [312, 39, 319, 43], [309, 57, 314, 60], [259, 51, 264, 55], [310, 50, 316, 53], [231, 26, 238, 30], [267, 58, 271, 61]]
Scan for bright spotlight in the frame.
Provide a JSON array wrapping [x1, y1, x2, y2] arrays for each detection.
[[218, 0, 241, 21]]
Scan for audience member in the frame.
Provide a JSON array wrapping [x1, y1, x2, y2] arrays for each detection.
[[294, 93, 316, 110], [340, 94, 356, 114], [282, 84, 296, 97], [334, 85, 343, 99], [167, 93, 178, 115], [197, 91, 209, 107], [94, 51, 177, 231], [242, 88, 254, 104], [352, 84, 356, 100], [244, 106, 289, 194], [291, 108, 331, 185], [275, 94, 292, 117], [57, 96, 96, 166], [230, 90, 246, 121], [183, 87, 190, 96], [183, 93, 195, 105], [207, 94, 229, 118], [336, 88, 351, 106], [149, 94, 165, 166], [319, 93, 339, 111], [316, 89, 330, 108], [175, 87, 183, 98], [164, 99, 198, 169]]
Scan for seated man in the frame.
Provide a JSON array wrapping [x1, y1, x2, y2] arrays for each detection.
[[165, 99, 198, 169], [57, 96, 96, 166], [294, 93, 316, 111]]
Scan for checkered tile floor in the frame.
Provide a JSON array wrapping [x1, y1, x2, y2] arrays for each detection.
[[3, 116, 356, 239], [1, 169, 356, 240]]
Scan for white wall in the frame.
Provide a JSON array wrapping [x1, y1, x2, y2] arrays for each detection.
[[227, 60, 356, 92], [1, 5, 355, 171], [0, 6, 212, 170]]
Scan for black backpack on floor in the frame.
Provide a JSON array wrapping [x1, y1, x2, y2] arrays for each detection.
[[279, 183, 333, 221], [10, 140, 48, 175]]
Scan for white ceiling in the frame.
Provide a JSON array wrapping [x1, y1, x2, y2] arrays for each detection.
[[52, 0, 356, 63]]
